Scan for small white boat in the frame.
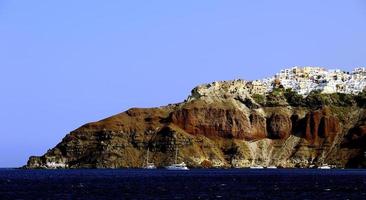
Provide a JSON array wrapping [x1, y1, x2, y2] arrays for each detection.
[[143, 148, 156, 169], [267, 166, 277, 169], [319, 164, 331, 169], [165, 162, 189, 170], [165, 148, 189, 170], [145, 163, 157, 169], [250, 166, 264, 169]]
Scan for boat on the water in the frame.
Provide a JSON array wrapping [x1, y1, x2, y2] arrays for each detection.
[[165, 162, 189, 170], [250, 166, 264, 169], [267, 166, 277, 169], [143, 148, 156, 169], [165, 148, 189, 170], [319, 164, 331, 169], [145, 163, 157, 169]]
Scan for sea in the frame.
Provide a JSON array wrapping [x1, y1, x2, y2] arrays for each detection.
[[1, 168, 366, 200]]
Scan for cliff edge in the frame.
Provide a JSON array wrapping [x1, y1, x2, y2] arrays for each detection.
[[26, 68, 366, 169]]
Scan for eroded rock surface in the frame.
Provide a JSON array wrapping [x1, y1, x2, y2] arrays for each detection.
[[26, 81, 366, 169]]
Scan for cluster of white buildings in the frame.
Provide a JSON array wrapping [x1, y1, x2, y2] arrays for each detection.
[[188, 66, 366, 102], [248, 66, 366, 96]]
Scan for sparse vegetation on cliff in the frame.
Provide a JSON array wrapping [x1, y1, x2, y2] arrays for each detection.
[[356, 90, 366, 108], [256, 88, 360, 108], [26, 81, 366, 169]]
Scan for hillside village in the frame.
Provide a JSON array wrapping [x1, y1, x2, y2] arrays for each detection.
[[189, 67, 366, 101], [249, 66, 366, 96]]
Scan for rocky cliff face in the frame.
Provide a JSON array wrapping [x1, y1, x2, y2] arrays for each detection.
[[26, 80, 366, 169]]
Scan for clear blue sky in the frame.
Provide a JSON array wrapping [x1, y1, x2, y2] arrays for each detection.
[[1, 1, 365, 167]]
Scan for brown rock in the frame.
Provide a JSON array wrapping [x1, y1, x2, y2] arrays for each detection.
[[200, 160, 213, 168], [170, 107, 251, 139], [267, 113, 292, 139], [303, 108, 340, 144], [248, 112, 267, 139], [25, 94, 363, 169]]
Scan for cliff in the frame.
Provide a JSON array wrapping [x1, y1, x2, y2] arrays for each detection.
[[26, 80, 366, 169]]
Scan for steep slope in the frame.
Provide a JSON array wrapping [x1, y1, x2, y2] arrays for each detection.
[[26, 75, 366, 169]]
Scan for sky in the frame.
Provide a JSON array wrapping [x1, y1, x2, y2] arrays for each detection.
[[0, 0, 366, 167]]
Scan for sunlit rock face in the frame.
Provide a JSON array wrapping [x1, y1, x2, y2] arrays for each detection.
[[26, 68, 366, 169]]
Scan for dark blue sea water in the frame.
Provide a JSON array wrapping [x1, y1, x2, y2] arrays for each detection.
[[1, 169, 366, 200]]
